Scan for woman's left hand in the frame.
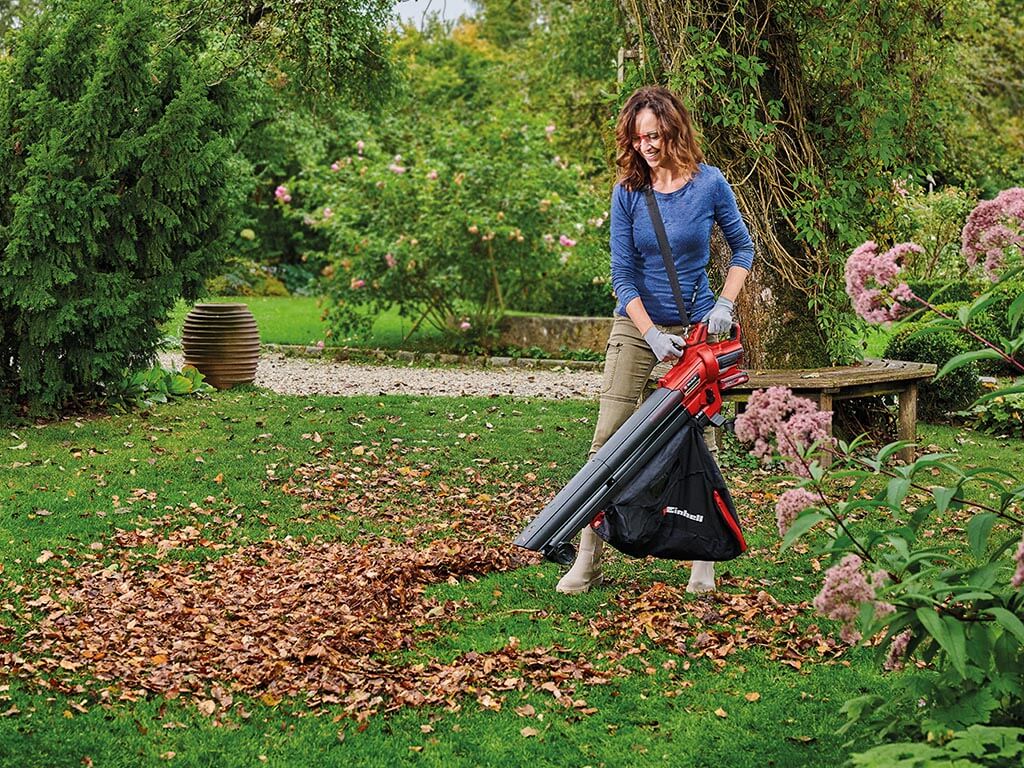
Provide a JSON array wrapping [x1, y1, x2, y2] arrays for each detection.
[[704, 296, 734, 335]]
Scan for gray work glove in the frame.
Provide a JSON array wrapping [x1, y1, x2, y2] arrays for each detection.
[[643, 327, 685, 361], [703, 296, 734, 336]]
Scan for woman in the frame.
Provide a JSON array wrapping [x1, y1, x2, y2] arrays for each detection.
[[556, 85, 754, 594]]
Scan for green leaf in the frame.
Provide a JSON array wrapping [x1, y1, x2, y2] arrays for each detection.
[[932, 485, 959, 515], [934, 348, 1005, 381], [780, 511, 827, 551], [886, 477, 912, 507], [987, 607, 1024, 644], [966, 513, 997, 559], [915, 606, 967, 677]]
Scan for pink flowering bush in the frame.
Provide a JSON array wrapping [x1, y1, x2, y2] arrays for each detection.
[[737, 191, 1024, 745], [844, 240, 919, 323], [734, 386, 834, 476], [284, 115, 604, 349], [737, 379, 1024, 741], [961, 187, 1024, 281]]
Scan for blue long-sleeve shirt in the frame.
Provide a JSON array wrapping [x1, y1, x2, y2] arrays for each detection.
[[610, 163, 754, 325]]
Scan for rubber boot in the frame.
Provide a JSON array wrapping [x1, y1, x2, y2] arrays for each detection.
[[556, 526, 604, 594], [687, 560, 716, 593], [687, 427, 718, 594]]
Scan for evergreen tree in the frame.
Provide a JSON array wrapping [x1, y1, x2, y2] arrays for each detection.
[[0, 0, 240, 411]]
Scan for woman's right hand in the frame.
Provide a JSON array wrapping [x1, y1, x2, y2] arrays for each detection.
[[643, 327, 685, 362]]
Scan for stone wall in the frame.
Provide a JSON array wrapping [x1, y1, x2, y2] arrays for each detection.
[[496, 315, 613, 355]]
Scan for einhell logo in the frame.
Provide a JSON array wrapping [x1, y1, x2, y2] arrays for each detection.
[[663, 506, 703, 523]]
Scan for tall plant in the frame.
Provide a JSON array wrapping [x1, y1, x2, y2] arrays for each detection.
[[0, 0, 240, 412], [734, 189, 1024, 762]]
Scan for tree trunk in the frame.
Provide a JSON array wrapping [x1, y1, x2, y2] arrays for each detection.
[[626, 0, 833, 367]]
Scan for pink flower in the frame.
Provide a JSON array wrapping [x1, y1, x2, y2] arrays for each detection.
[[274, 185, 291, 203], [322, 207, 333, 219], [844, 241, 922, 324], [961, 188, 1024, 281], [384, 252, 397, 269], [331, 162, 341, 172], [350, 278, 365, 290], [459, 321, 471, 331], [315, 340, 325, 349], [545, 124, 556, 137], [734, 387, 834, 477], [813, 554, 891, 644], [542, 233, 554, 244], [388, 164, 407, 174], [775, 487, 821, 536], [1013, 533, 1024, 589], [884, 630, 912, 671], [427, 169, 438, 180], [559, 234, 577, 247], [356, 140, 365, 154]]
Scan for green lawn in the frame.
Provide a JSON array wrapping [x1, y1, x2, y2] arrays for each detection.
[[1, 392, 1020, 767], [163, 296, 447, 350]]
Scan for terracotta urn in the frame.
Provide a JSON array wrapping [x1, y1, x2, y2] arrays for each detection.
[[181, 303, 260, 389]]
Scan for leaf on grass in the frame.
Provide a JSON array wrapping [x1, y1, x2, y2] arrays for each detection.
[[714, 707, 728, 718], [520, 727, 539, 737], [744, 692, 761, 702]]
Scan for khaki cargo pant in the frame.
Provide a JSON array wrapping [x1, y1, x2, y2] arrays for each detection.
[[590, 315, 718, 457]]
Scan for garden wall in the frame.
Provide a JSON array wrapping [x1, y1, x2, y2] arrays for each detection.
[[496, 315, 613, 355]]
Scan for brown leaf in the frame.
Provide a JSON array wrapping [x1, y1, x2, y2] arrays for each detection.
[[520, 727, 539, 738], [714, 708, 728, 718], [744, 692, 761, 702]]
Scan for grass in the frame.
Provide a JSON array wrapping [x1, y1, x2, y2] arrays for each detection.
[[1, 391, 1021, 767], [163, 296, 448, 351]]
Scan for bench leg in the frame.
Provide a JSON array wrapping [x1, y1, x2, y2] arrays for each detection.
[[898, 384, 918, 464], [818, 393, 833, 468]]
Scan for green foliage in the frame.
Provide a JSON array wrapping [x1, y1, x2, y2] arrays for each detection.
[[884, 325, 980, 419], [973, 392, 1024, 439], [942, 0, 1024, 197], [849, 726, 1024, 767], [288, 26, 607, 348], [102, 364, 212, 411], [886, 185, 979, 281], [0, 0, 241, 413], [205, 257, 290, 298], [907, 280, 981, 306]]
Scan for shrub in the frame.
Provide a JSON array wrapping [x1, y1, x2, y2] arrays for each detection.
[[905, 279, 980, 305], [206, 258, 290, 297], [973, 391, 1024, 439], [522, 237, 614, 317], [756, 189, 1024, 763], [0, 0, 238, 413], [929, 302, 1004, 375], [884, 324, 980, 420]]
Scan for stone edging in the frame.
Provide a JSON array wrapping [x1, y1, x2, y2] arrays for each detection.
[[263, 343, 605, 372]]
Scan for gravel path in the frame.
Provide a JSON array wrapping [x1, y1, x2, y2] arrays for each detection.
[[159, 351, 605, 400]]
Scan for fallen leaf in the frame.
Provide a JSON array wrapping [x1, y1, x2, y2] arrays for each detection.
[[35, 550, 54, 565], [744, 692, 761, 702], [520, 727, 539, 738], [714, 708, 728, 718]]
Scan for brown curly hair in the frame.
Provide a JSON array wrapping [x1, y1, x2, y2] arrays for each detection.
[[615, 86, 704, 192]]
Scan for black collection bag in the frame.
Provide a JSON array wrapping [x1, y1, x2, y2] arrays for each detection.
[[592, 423, 747, 561]]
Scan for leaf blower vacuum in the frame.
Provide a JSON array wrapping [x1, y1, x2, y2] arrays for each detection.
[[513, 322, 749, 565]]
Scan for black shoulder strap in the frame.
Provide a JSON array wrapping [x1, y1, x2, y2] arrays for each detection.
[[643, 187, 689, 325]]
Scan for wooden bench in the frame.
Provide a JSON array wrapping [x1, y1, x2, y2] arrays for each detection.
[[721, 358, 938, 465]]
